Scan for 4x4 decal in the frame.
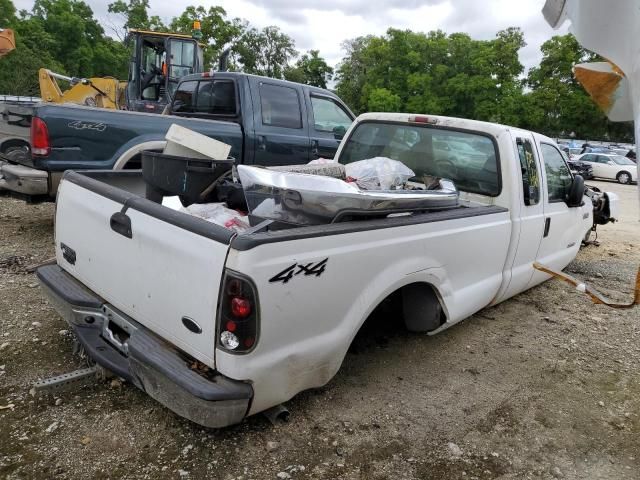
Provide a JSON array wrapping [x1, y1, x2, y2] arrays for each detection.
[[269, 258, 328, 284]]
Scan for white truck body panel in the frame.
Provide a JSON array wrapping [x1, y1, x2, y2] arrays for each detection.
[[44, 111, 603, 427], [220, 210, 511, 414], [55, 181, 229, 367]]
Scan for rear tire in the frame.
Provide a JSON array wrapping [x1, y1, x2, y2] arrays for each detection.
[[617, 171, 632, 184], [402, 284, 443, 333], [3, 145, 30, 163]]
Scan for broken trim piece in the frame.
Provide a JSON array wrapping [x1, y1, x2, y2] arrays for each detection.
[[533, 262, 640, 309]]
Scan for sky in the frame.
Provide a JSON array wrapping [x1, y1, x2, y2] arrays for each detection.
[[13, 0, 570, 72]]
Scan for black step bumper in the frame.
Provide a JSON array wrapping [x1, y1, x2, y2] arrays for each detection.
[[36, 265, 253, 428]]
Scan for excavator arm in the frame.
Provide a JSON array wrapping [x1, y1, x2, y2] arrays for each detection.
[[38, 68, 125, 109]]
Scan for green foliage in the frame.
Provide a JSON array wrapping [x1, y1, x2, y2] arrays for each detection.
[[235, 26, 297, 79], [336, 29, 632, 141], [521, 34, 633, 140], [367, 88, 401, 112], [336, 27, 526, 123], [0, 0, 634, 141], [1, 0, 17, 26], [168, 5, 244, 69], [284, 50, 333, 88]]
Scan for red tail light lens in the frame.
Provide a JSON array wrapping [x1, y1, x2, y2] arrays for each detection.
[[231, 297, 251, 318], [218, 271, 259, 353], [31, 117, 51, 156]]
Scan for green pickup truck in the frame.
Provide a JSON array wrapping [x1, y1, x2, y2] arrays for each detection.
[[0, 72, 354, 201]]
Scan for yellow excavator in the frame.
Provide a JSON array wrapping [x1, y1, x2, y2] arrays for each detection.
[[37, 25, 205, 113]]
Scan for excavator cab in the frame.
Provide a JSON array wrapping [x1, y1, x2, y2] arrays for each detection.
[[126, 30, 204, 113]]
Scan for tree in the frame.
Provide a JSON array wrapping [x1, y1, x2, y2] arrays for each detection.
[[335, 28, 526, 119], [169, 5, 244, 69], [1, 0, 16, 26], [523, 33, 633, 139], [235, 26, 297, 78], [367, 88, 401, 112], [284, 50, 333, 88]]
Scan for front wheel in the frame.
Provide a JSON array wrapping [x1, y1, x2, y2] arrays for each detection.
[[616, 171, 632, 184]]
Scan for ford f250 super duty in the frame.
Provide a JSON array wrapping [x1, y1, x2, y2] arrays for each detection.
[[0, 72, 354, 201], [37, 112, 618, 428]]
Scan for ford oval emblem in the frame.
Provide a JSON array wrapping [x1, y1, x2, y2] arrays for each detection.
[[181, 317, 202, 334]]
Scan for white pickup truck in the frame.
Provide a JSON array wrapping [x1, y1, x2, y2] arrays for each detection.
[[37, 113, 618, 428]]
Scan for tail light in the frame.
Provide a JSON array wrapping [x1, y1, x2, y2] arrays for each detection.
[[217, 271, 259, 353], [31, 117, 51, 156]]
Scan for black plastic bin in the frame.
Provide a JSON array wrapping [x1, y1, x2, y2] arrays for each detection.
[[141, 151, 235, 205]]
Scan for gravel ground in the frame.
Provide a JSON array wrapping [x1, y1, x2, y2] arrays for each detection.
[[0, 180, 639, 480]]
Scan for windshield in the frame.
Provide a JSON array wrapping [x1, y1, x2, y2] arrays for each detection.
[[339, 122, 500, 196], [612, 155, 636, 165], [167, 39, 197, 97]]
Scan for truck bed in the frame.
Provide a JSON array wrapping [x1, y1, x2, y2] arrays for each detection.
[[70, 169, 508, 249]]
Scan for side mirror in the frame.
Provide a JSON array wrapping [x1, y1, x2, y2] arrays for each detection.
[[566, 174, 584, 207], [332, 125, 346, 140], [607, 161, 615, 165]]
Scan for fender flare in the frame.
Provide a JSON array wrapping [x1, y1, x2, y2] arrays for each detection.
[[112, 140, 166, 170]]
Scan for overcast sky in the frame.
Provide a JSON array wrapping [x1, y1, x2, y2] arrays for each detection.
[[13, 0, 569, 72]]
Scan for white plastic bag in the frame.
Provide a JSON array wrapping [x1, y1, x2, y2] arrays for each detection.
[[183, 202, 250, 233], [344, 157, 415, 190]]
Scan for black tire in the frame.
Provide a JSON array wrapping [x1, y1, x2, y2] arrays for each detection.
[[617, 171, 632, 184], [3, 145, 29, 163]]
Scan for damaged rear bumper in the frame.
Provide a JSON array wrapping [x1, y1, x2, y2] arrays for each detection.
[[36, 264, 253, 428], [0, 161, 49, 196]]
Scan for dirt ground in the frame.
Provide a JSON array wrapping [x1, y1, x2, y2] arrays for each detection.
[[0, 180, 639, 480]]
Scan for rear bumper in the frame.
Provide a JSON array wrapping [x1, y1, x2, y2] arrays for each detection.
[[0, 160, 49, 195], [36, 264, 253, 428]]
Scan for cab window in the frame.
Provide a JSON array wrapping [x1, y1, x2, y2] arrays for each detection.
[[516, 138, 540, 205], [310, 96, 353, 136], [195, 81, 237, 115], [171, 80, 197, 112], [540, 143, 573, 202], [260, 83, 302, 129]]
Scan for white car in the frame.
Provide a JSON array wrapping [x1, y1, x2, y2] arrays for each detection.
[[574, 152, 638, 184]]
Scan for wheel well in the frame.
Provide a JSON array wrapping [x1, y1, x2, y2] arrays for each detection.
[[354, 282, 446, 341], [0, 139, 30, 153], [123, 153, 142, 170]]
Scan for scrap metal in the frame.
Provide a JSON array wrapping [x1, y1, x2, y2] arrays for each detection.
[[533, 262, 640, 309]]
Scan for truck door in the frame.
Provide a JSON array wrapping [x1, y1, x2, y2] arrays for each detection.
[[251, 79, 311, 165], [306, 93, 354, 159], [529, 141, 586, 288], [502, 135, 546, 296]]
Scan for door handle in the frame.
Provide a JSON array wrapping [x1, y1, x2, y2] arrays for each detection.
[[311, 139, 319, 158], [257, 135, 267, 151], [543, 217, 551, 237], [110, 211, 132, 239]]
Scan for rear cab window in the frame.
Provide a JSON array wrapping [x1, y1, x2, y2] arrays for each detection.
[[339, 121, 501, 196], [172, 79, 238, 117]]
